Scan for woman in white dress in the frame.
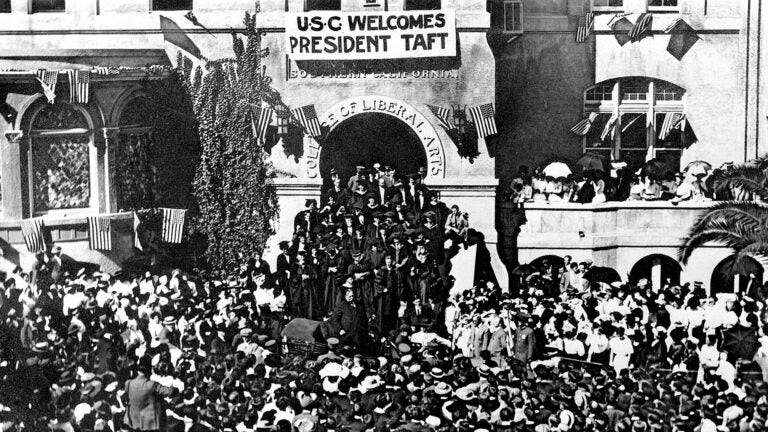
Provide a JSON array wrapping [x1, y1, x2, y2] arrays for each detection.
[[609, 327, 634, 375]]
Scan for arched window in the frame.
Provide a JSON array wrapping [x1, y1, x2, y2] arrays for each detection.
[[28, 103, 93, 212], [629, 254, 682, 287], [116, 97, 157, 211], [711, 256, 764, 295], [582, 77, 690, 172]]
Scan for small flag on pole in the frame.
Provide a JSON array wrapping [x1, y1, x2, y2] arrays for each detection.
[[600, 112, 618, 141], [133, 212, 143, 251], [629, 13, 653, 42], [36, 70, 59, 104], [468, 103, 498, 139], [251, 105, 274, 142], [66, 70, 90, 104], [87, 216, 112, 251], [19, 218, 46, 253], [658, 113, 685, 140], [426, 104, 456, 130], [161, 208, 187, 244], [570, 112, 599, 136], [576, 13, 594, 43], [291, 104, 322, 137]]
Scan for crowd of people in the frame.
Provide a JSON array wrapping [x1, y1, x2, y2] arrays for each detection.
[[0, 163, 767, 432], [506, 161, 747, 205]]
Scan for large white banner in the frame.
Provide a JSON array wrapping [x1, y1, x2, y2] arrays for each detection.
[[285, 10, 456, 60]]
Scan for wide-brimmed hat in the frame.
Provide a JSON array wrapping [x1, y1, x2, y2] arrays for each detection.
[[358, 375, 384, 393], [434, 381, 453, 396]]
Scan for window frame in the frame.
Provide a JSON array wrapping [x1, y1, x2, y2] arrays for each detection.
[[150, 0, 194, 11], [304, 0, 341, 11], [591, 0, 623, 13], [29, 0, 66, 13], [582, 79, 687, 172], [502, 0, 523, 34], [647, 0, 679, 12], [27, 104, 97, 216], [403, 0, 441, 12]]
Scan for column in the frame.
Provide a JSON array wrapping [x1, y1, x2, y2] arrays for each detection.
[[101, 127, 120, 213], [2, 130, 25, 219], [650, 257, 662, 290], [734, 273, 741, 294]]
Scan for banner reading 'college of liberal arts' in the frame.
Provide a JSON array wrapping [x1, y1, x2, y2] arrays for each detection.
[[285, 10, 456, 60]]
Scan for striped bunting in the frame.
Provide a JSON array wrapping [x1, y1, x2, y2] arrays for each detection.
[[161, 208, 186, 244], [36, 70, 59, 103], [600, 112, 618, 141], [426, 104, 456, 130], [576, 13, 594, 43], [664, 17, 683, 33], [133, 212, 143, 251], [629, 13, 653, 42], [251, 105, 274, 142], [658, 113, 685, 140], [66, 70, 90, 104], [570, 112, 599, 136], [468, 103, 498, 139], [87, 216, 112, 251], [19, 218, 46, 253], [291, 104, 322, 137]]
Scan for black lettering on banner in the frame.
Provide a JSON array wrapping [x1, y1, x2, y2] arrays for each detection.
[[328, 16, 342, 31], [348, 15, 366, 30], [435, 13, 445, 28]]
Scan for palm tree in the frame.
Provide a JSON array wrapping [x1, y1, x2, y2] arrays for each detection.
[[678, 155, 768, 267]]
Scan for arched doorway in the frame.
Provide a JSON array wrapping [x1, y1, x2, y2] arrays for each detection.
[[711, 255, 764, 295], [319, 113, 427, 182], [629, 254, 682, 287]]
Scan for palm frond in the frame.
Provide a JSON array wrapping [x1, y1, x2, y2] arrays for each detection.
[[678, 210, 768, 263], [714, 166, 768, 199], [692, 202, 768, 231]]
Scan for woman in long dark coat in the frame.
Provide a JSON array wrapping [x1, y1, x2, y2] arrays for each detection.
[[347, 251, 374, 318], [323, 244, 348, 314], [374, 255, 402, 335]]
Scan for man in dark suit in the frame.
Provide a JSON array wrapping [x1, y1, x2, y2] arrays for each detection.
[[329, 286, 368, 350], [123, 356, 176, 432]]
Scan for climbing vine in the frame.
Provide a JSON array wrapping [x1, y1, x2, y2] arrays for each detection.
[[178, 11, 287, 272]]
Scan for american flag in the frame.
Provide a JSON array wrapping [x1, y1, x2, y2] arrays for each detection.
[[161, 208, 186, 244], [658, 113, 685, 140], [133, 212, 143, 251], [468, 103, 498, 139], [664, 17, 683, 33], [19, 218, 46, 253], [67, 70, 90, 104], [426, 104, 456, 130], [600, 112, 618, 141], [629, 13, 653, 41], [251, 105, 274, 142], [576, 13, 594, 43], [291, 104, 322, 137], [36, 70, 58, 103], [570, 112, 599, 136], [88, 216, 112, 251]]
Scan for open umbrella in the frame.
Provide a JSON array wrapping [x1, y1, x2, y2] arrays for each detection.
[[722, 325, 759, 360], [641, 159, 670, 180], [542, 162, 572, 179], [585, 266, 622, 284], [576, 153, 607, 172], [512, 264, 536, 276], [684, 160, 712, 178]]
